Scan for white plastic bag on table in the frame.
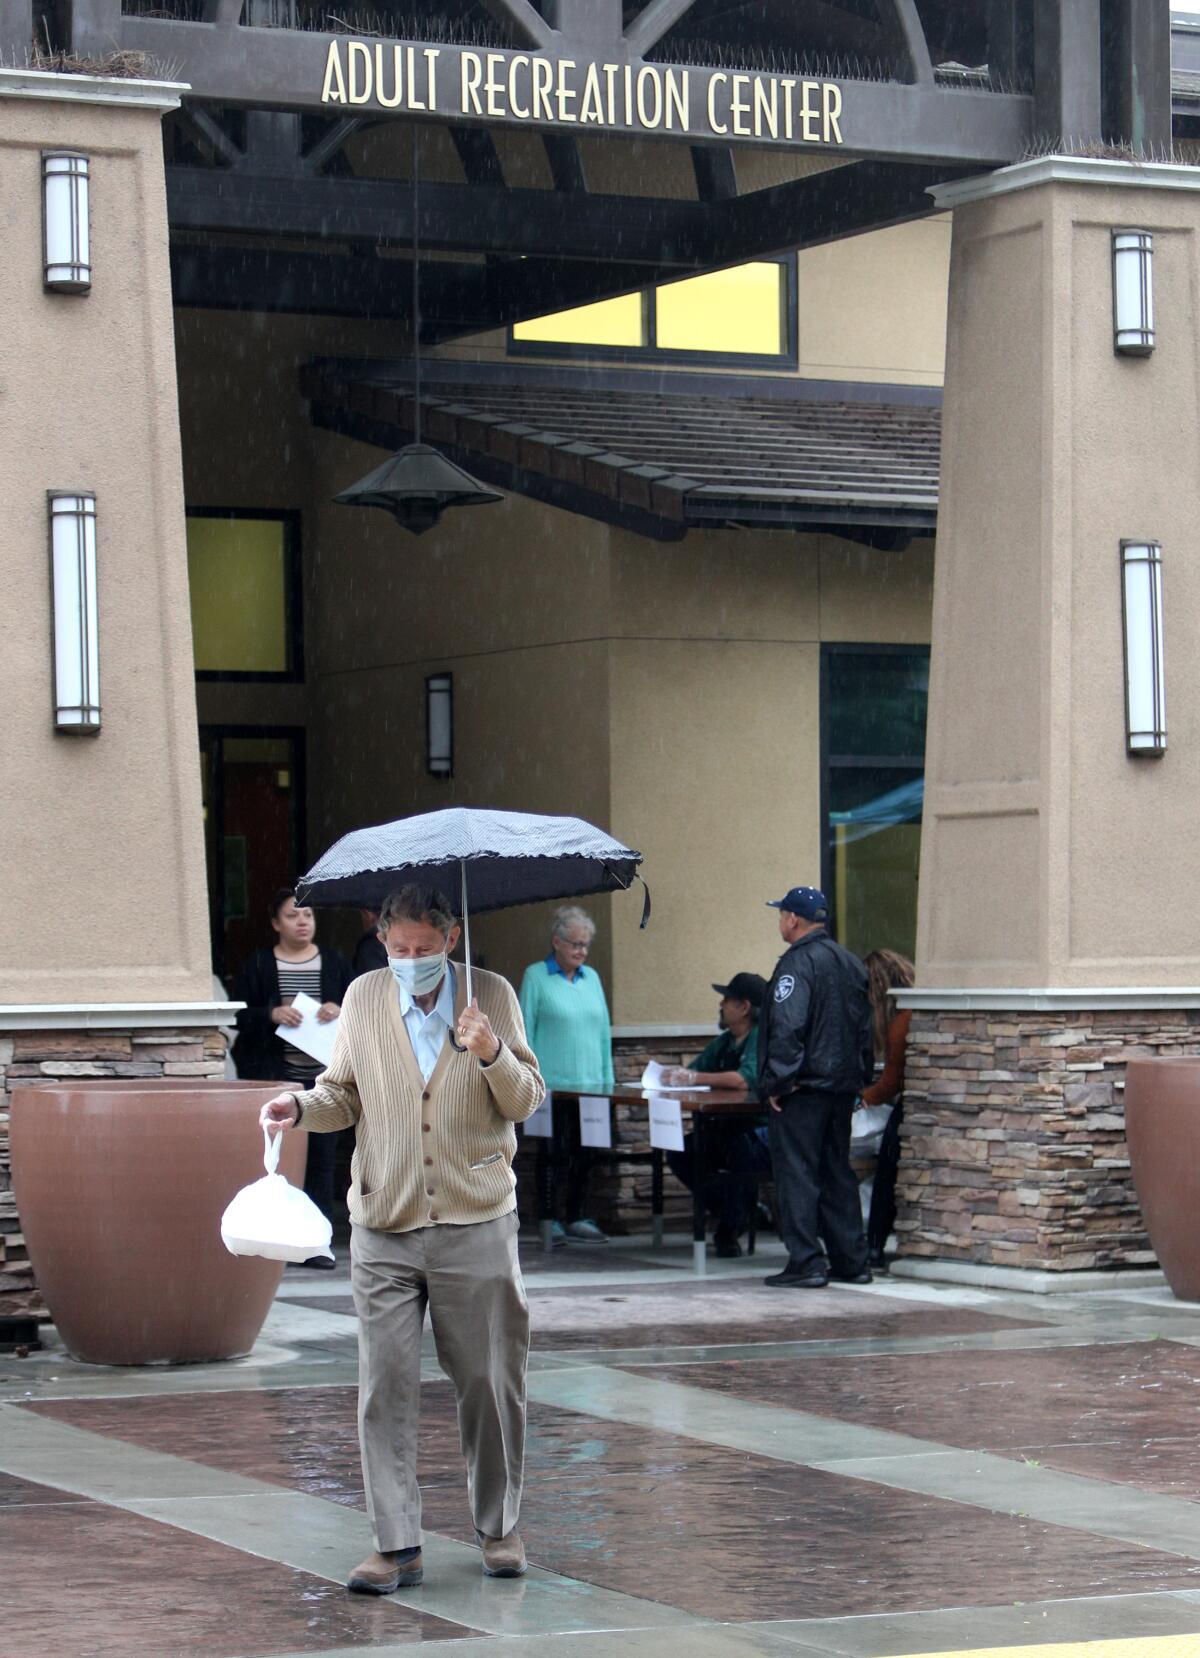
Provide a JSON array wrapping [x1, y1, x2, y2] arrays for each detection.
[[220, 1126, 334, 1263], [850, 1103, 892, 1160]]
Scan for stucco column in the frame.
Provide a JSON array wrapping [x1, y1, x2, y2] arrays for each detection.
[[0, 72, 234, 1321], [899, 158, 1200, 1279]]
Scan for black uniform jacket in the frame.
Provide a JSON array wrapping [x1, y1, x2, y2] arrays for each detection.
[[230, 945, 354, 1081], [757, 927, 874, 1102]]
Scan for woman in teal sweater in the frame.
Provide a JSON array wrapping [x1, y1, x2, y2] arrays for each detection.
[[519, 906, 614, 1243]]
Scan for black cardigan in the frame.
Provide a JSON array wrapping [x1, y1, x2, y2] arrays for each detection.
[[230, 945, 354, 1081]]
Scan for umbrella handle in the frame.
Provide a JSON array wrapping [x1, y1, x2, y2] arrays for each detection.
[[449, 856, 471, 1052]]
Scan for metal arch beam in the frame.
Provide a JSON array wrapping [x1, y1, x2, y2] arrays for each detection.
[[302, 117, 364, 173], [1103, 0, 1172, 155], [1, 0, 32, 60], [691, 146, 737, 202], [543, 134, 587, 192], [177, 104, 244, 167], [450, 126, 505, 186], [878, 0, 935, 85], [477, 0, 557, 50], [624, 0, 703, 59], [166, 158, 963, 289]]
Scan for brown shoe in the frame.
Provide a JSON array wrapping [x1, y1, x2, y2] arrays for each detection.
[[346, 1549, 423, 1594], [479, 1530, 527, 1578]]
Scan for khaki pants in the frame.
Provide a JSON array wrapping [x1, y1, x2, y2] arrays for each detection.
[[350, 1211, 529, 1552]]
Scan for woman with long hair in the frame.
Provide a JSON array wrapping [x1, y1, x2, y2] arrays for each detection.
[[861, 948, 915, 1269]]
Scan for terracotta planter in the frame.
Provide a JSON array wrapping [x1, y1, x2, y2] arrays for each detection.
[[1124, 1056, 1200, 1301], [10, 1081, 307, 1365]]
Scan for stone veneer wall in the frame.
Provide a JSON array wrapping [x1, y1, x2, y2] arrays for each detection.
[[0, 1027, 227, 1320], [898, 1008, 1200, 1271]]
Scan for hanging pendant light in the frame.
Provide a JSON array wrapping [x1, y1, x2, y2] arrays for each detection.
[[334, 127, 502, 536]]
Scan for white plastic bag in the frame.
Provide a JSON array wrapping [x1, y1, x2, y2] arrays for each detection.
[[850, 1103, 892, 1160], [220, 1127, 334, 1263]]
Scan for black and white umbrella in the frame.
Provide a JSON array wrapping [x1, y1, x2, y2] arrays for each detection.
[[296, 806, 648, 1010]]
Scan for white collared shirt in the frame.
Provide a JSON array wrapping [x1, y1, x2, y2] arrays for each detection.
[[396, 963, 456, 1083]]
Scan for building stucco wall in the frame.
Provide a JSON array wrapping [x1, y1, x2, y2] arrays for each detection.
[[0, 85, 211, 1006], [918, 166, 1200, 990]]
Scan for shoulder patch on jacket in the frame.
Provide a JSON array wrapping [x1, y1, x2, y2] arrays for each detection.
[[775, 974, 795, 1003]]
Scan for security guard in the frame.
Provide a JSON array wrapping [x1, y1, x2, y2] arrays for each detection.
[[758, 886, 874, 1288]]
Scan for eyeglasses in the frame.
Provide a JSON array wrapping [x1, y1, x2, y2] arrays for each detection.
[[561, 940, 590, 951]]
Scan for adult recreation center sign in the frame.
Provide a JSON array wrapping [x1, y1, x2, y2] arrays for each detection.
[[320, 41, 846, 147]]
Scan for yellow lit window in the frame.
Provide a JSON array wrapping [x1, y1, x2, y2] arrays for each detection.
[[655, 262, 784, 355], [187, 514, 296, 676], [513, 290, 646, 347]]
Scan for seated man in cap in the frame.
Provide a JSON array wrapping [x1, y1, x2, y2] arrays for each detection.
[[662, 973, 771, 1258]]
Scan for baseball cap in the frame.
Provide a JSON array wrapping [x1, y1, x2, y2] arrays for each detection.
[[766, 886, 829, 922], [712, 971, 768, 1008]]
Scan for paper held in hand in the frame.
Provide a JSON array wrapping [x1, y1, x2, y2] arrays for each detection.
[[277, 992, 338, 1069], [640, 1059, 710, 1093]]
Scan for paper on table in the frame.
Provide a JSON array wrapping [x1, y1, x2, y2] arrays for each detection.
[[578, 1095, 612, 1149], [647, 1095, 685, 1153], [276, 992, 338, 1069], [640, 1059, 710, 1093], [523, 1089, 553, 1139]]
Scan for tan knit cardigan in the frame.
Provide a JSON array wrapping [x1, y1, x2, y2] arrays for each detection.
[[293, 964, 544, 1233]]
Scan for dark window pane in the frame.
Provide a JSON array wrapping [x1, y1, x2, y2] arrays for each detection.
[[826, 650, 929, 760], [828, 766, 924, 961]]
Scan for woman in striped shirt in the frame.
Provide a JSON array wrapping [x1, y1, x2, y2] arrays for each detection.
[[232, 888, 353, 1262]]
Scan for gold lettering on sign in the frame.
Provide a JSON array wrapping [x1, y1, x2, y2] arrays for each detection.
[[822, 81, 843, 143], [461, 50, 483, 114], [556, 59, 577, 122], [317, 39, 846, 147], [347, 40, 372, 105], [636, 65, 662, 129], [800, 79, 819, 142], [485, 52, 505, 117], [508, 53, 531, 119], [532, 56, 554, 121], [580, 62, 604, 124], [664, 67, 687, 130], [707, 70, 728, 134], [321, 39, 347, 104], [753, 76, 777, 139], [375, 43, 402, 108]]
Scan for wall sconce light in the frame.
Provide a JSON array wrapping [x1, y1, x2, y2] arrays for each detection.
[[1112, 229, 1153, 355], [49, 493, 101, 733], [1121, 540, 1165, 756], [426, 672, 453, 778], [42, 152, 91, 293]]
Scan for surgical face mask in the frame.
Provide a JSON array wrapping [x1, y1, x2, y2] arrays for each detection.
[[387, 951, 447, 996]]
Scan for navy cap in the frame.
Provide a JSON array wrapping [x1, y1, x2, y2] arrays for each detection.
[[766, 886, 829, 922], [712, 972, 767, 1008]]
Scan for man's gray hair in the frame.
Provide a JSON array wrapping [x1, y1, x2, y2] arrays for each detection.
[[551, 904, 596, 941], [378, 884, 458, 936]]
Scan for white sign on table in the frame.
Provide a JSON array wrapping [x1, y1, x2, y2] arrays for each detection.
[[277, 992, 338, 1069], [523, 1089, 554, 1138], [578, 1095, 612, 1149], [647, 1095, 685, 1153]]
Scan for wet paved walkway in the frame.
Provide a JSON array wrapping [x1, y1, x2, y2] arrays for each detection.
[[3, 1232, 1200, 1657]]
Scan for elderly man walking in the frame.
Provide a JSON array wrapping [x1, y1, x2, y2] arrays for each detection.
[[758, 886, 874, 1290], [260, 884, 544, 1591]]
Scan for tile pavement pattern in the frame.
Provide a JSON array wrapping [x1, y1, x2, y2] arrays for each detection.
[[899, 1009, 1200, 1271]]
